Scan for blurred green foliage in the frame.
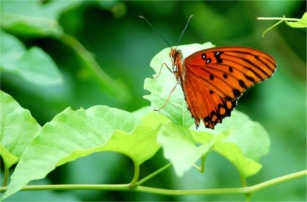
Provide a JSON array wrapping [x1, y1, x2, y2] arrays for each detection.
[[1, 0, 306, 201]]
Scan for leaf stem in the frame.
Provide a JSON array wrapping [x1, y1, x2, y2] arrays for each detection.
[[134, 163, 172, 186], [240, 175, 251, 202], [2, 164, 9, 186], [261, 20, 284, 37], [129, 160, 140, 188], [200, 154, 206, 173], [257, 17, 299, 21], [56, 33, 130, 101]]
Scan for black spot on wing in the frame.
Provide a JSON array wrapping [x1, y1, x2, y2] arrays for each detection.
[[238, 79, 247, 88], [215, 51, 223, 63], [210, 74, 214, 80], [233, 89, 241, 97], [202, 99, 237, 129]]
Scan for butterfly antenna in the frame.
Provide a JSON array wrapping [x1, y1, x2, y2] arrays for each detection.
[[139, 16, 172, 48], [176, 15, 193, 47]]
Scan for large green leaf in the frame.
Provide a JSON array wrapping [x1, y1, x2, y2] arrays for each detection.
[[196, 111, 270, 177], [3, 106, 163, 199], [0, 90, 41, 168], [158, 111, 270, 177]]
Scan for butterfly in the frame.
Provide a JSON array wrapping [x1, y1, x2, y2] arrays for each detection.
[[169, 46, 276, 129], [140, 15, 277, 129]]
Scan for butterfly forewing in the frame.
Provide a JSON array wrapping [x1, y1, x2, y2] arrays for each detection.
[[179, 46, 276, 129]]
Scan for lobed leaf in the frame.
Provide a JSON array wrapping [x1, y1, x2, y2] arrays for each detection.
[[157, 111, 269, 177], [2, 106, 164, 200], [212, 111, 270, 161], [198, 111, 269, 177]]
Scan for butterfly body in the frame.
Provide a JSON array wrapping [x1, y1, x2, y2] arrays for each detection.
[[169, 47, 276, 129]]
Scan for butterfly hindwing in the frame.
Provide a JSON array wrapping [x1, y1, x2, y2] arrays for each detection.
[[182, 66, 238, 129]]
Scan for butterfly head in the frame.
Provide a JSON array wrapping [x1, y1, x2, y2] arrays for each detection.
[[169, 48, 185, 80]]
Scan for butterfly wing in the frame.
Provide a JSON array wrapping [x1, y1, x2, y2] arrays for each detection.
[[181, 47, 276, 129]]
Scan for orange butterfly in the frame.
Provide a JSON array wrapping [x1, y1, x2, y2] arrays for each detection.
[[141, 16, 277, 129], [170, 46, 276, 129]]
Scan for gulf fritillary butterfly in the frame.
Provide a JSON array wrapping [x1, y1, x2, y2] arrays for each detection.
[[141, 16, 277, 129], [170, 46, 276, 129]]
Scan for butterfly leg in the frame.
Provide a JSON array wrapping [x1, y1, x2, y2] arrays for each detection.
[[154, 82, 179, 111], [154, 62, 173, 79]]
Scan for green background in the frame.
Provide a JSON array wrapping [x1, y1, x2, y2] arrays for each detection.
[[1, 0, 306, 201]]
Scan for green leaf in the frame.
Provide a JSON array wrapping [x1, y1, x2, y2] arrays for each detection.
[[2, 106, 164, 200], [101, 124, 160, 166], [158, 122, 215, 176], [286, 12, 307, 28], [137, 108, 172, 129], [214, 141, 262, 177], [209, 111, 270, 177], [157, 111, 269, 177], [0, 0, 80, 37], [59, 111, 166, 167], [0, 90, 41, 168], [144, 42, 215, 128], [0, 13, 62, 37], [0, 30, 63, 85]]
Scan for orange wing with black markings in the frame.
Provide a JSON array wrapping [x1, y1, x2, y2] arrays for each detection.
[[170, 47, 276, 129]]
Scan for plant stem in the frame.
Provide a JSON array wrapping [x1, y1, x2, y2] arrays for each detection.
[[240, 175, 251, 202], [247, 170, 307, 192], [134, 163, 172, 186], [260, 20, 284, 37], [257, 17, 299, 21], [0, 184, 131, 192], [129, 160, 140, 188], [57, 33, 130, 100], [200, 154, 206, 173], [1, 170, 306, 196], [2, 164, 9, 186]]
